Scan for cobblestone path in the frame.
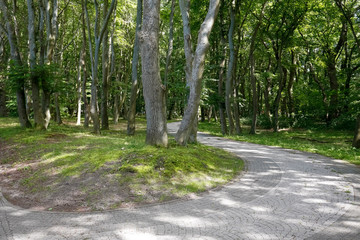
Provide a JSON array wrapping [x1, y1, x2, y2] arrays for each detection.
[[1, 122, 359, 239]]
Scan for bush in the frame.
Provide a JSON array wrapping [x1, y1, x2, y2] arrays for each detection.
[[330, 114, 356, 130], [257, 115, 272, 129], [293, 114, 316, 128], [279, 115, 292, 129]]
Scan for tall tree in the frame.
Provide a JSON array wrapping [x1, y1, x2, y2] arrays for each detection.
[[249, 1, 267, 134], [127, 0, 142, 135], [140, 0, 168, 146], [0, 0, 32, 128], [85, 0, 116, 134], [176, 0, 221, 145]]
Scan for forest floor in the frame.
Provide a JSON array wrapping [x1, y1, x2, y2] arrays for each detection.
[[198, 121, 360, 165], [0, 117, 243, 212]]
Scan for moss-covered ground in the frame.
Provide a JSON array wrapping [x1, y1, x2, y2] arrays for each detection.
[[0, 117, 243, 211], [198, 121, 359, 165]]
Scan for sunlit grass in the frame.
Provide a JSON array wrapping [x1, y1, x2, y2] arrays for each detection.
[[0, 117, 243, 210], [199, 121, 360, 165]]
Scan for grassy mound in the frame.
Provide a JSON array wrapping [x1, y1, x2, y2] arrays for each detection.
[[0, 118, 243, 211]]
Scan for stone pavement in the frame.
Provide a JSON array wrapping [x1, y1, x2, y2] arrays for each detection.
[[0, 122, 359, 239]]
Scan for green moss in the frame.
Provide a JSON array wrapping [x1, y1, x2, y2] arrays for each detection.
[[199, 121, 359, 165], [0, 117, 243, 203]]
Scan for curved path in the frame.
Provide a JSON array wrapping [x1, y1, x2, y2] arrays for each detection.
[[1, 122, 360, 239]]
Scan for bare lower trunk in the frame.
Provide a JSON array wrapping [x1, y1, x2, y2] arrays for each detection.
[[55, 93, 62, 124], [127, 0, 142, 135], [101, 0, 110, 130], [81, 0, 89, 128], [76, 51, 82, 126], [42, 88, 51, 129], [218, 11, 227, 135], [273, 65, 287, 132], [287, 51, 295, 117], [327, 58, 339, 122], [249, 2, 266, 134], [140, 0, 168, 146], [164, 0, 175, 108], [353, 115, 360, 149], [225, 4, 235, 135]]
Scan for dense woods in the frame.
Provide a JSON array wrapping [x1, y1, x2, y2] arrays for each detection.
[[0, 0, 359, 148]]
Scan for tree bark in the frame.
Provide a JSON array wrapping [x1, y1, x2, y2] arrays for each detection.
[[127, 0, 142, 135], [273, 64, 287, 132], [27, 0, 45, 129], [101, 0, 110, 130], [218, 9, 227, 135], [249, 2, 266, 134], [176, 0, 220, 145], [225, 3, 235, 135], [164, 0, 175, 102], [140, 0, 168, 146], [81, 0, 89, 128], [0, 0, 31, 128], [76, 50, 82, 126], [287, 50, 296, 117], [353, 115, 360, 149]]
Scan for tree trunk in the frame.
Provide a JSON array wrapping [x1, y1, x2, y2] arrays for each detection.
[[353, 115, 360, 149], [264, 58, 271, 119], [76, 50, 82, 126], [0, 0, 31, 128], [0, 86, 7, 117], [140, 0, 168, 146], [28, 0, 46, 129], [287, 51, 296, 117], [249, 2, 266, 134], [164, 0, 175, 109], [101, 0, 110, 130], [327, 55, 339, 122], [218, 10, 227, 135], [127, 0, 142, 135], [81, 0, 89, 128], [42, 0, 59, 129], [176, 0, 220, 145], [85, 0, 116, 134], [273, 65, 287, 132], [54, 93, 62, 124], [225, 4, 235, 135]]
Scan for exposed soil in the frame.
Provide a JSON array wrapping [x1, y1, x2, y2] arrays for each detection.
[[0, 139, 180, 212]]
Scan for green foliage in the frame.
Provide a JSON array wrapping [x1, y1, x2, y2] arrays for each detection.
[[257, 115, 272, 129]]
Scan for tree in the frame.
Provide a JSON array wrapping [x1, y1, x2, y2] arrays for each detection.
[[127, 0, 142, 135], [140, 0, 168, 146], [0, 0, 32, 128], [84, 0, 116, 134], [175, 0, 221, 145]]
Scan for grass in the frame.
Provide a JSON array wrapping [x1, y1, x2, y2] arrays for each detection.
[[198, 121, 360, 165], [0, 117, 243, 211]]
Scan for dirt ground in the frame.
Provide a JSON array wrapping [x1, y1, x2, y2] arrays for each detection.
[[0, 138, 179, 212]]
